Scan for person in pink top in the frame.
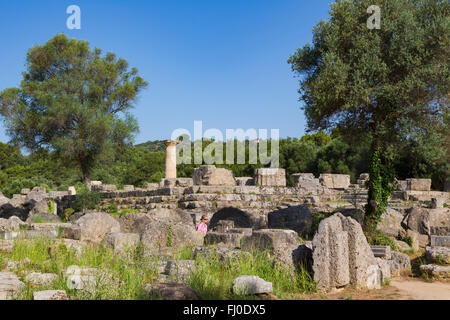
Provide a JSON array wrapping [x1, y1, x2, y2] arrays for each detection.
[[197, 215, 208, 234]]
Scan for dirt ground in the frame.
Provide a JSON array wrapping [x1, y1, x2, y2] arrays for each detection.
[[302, 277, 450, 300]]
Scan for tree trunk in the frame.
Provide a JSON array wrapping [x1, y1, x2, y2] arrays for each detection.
[[83, 168, 92, 191]]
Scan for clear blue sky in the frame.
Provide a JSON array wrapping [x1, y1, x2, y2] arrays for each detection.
[[0, 0, 333, 144]]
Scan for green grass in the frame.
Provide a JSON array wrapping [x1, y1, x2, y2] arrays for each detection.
[[187, 249, 316, 299], [365, 230, 399, 251], [1, 238, 317, 300], [1, 237, 159, 300], [30, 215, 47, 224], [109, 209, 140, 217]]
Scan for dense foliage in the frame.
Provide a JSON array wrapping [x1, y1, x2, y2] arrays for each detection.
[[0, 129, 447, 198], [0, 34, 148, 187], [288, 0, 449, 232]]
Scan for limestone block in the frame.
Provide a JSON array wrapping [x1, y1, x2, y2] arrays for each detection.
[[407, 178, 431, 191], [425, 246, 450, 264], [431, 235, 450, 247], [161, 178, 193, 187], [72, 212, 121, 243], [33, 290, 68, 300], [123, 185, 135, 192], [24, 272, 58, 286], [144, 282, 200, 300], [215, 220, 235, 233], [68, 186, 76, 195], [319, 174, 350, 189], [103, 232, 140, 254], [204, 232, 244, 248], [233, 275, 272, 295], [420, 264, 450, 279], [431, 197, 444, 209], [193, 165, 236, 186], [254, 168, 286, 187], [236, 177, 255, 186], [312, 213, 380, 292]]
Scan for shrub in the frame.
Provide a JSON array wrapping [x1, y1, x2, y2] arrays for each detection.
[[74, 189, 101, 212], [63, 208, 75, 222], [107, 204, 118, 214], [402, 236, 414, 248], [365, 230, 398, 251]]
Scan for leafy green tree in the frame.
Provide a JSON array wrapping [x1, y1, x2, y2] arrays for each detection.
[[0, 142, 24, 170], [288, 0, 449, 231], [0, 34, 148, 188]]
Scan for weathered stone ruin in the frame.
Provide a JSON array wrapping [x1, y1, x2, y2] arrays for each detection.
[[312, 213, 382, 292], [1, 148, 449, 300]]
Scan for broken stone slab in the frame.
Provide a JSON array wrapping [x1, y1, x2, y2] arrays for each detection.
[[241, 229, 299, 253], [24, 272, 58, 286], [292, 173, 322, 191], [228, 228, 253, 236], [407, 178, 431, 191], [376, 208, 406, 238], [193, 165, 236, 186], [388, 251, 411, 276], [33, 290, 68, 300], [0, 229, 58, 240], [429, 208, 450, 236], [68, 186, 76, 195], [64, 266, 111, 292], [163, 260, 196, 282], [0, 216, 26, 232], [420, 264, 450, 279], [241, 229, 301, 273], [204, 232, 245, 248], [376, 258, 391, 284], [103, 232, 140, 254], [319, 174, 350, 189], [215, 220, 235, 233], [236, 177, 254, 186], [144, 282, 201, 300], [431, 198, 444, 209], [28, 222, 71, 232], [160, 178, 193, 188], [395, 240, 411, 251], [405, 229, 420, 251], [431, 235, 450, 247], [193, 246, 250, 263], [123, 185, 135, 192], [371, 246, 392, 259], [99, 184, 117, 192], [0, 272, 25, 300], [141, 220, 204, 253], [146, 183, 159, 189], [48, 239, 87, 259], [71, 212, 121, 243], [233, 275, 272, 295], [312, 213, 381, 292], [254, 168, 286, 187], [31, 186, 47, 194], [425, 246, 450, 264]]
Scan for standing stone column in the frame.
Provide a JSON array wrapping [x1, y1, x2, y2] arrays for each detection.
[[164, 140, 180, 179]]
